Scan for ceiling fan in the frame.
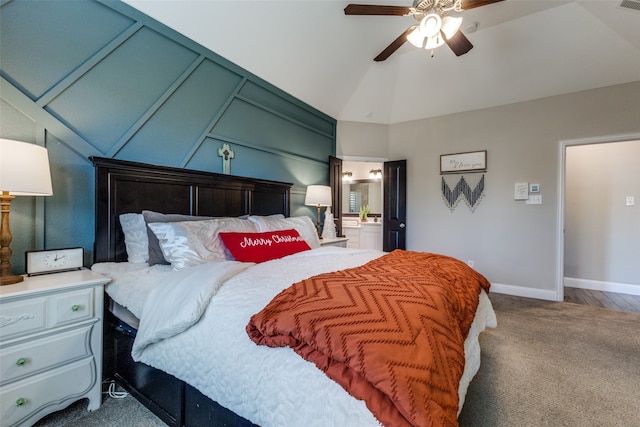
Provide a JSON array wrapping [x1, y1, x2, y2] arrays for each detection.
[[344, 0, 504, 61]]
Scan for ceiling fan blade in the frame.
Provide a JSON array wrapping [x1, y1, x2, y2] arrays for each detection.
[[344, 4, 412, 16], [444, 30, 473, 56], [460, 0, 504, 10], [374, 27, 414, 62]]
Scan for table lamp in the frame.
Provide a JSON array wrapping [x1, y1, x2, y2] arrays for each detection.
[[304, 185, 332, 238], [0, 139, 53, 285]]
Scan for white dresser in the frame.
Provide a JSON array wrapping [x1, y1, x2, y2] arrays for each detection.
[[0, 269, 109, 427]]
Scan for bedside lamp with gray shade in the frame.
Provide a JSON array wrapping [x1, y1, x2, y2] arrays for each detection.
[[0, 138, 53, 285], [304, 185, 332, 239]]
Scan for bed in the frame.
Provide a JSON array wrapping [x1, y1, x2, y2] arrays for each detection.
[[91, 157, 497, 427]]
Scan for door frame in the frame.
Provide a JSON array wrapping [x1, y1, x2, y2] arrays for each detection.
[[556, 132, 640, 302], [329, 155, 388, 237]]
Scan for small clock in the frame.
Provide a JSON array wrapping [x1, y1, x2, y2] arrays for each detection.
[[26, 247, 84, 276]]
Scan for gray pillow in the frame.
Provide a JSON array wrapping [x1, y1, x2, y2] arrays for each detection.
[[142, 210, 216, 266]]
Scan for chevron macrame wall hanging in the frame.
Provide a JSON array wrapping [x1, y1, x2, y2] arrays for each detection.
[[442, 174, 485, 212]]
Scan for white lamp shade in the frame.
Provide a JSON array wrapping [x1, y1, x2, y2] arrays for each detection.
[[442, 16, 463, 40], [0, 138, 53, 196], [304, 185, 332, 207], [407, 25, 425, 48], [407, 14, 463, 50], [420, 14, 442, 38]]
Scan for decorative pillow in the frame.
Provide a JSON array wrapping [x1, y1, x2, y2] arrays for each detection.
[[119, 213, 149, 263], [219, 229, 311, 263], [148, 218, 259, 270], [142, 210, 217, 266], [247, 215, 320, 249]]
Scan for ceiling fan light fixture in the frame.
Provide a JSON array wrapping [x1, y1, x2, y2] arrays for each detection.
[[425, 34, 445, 50], [419, 13, 442, 38], [441, 16, 462, 39], [407, 25, 425, 48]]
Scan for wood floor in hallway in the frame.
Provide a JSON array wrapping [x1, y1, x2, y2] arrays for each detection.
[[564, 287, 640, 313]]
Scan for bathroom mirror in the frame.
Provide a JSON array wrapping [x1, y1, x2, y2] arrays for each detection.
[[342, 179, 382, 215]]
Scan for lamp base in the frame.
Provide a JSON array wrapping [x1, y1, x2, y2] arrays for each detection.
[[0, 273, 24, 286], [316, 205, 322, 238], [1, 191, 24, 286]]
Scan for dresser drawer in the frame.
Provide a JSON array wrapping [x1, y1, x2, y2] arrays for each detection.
[[51, 288, 94, 327], [0, 298, 47, 341], [1, 325, 93, 385], [0, 357, 95, 427]]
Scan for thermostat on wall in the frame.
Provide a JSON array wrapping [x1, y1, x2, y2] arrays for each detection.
[[530, 184, 540, 193]]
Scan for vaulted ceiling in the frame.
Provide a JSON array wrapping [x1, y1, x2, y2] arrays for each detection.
[[124, 0, 640, 124]]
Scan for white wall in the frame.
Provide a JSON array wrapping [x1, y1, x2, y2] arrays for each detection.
[[337, 82, 640, 300], [337, 122, 388, 159], [565, 140, 640, 288]]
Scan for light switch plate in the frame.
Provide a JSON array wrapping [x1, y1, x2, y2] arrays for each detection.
[[626, 196, 635, 206], [526, 195, 542, 205]]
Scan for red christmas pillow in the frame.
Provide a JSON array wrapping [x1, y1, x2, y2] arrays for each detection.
[[219, 229, 312, 263]]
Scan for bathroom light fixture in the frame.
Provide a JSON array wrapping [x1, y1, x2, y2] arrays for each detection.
[[342, 171, 353, 181], [369, 169, 382, 179]]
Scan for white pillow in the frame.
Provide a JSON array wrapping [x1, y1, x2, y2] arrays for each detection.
[[247, 215, 320, 249], [119, 213, 149, 263], [148, 218, 259, 270]]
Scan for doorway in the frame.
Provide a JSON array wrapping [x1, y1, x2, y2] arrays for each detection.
[[557, 133, 640, 302], [331, 157, 406, 251]]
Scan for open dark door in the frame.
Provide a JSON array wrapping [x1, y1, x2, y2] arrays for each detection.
[[383, 160, 406, 251], [329, 156, 343, 237]]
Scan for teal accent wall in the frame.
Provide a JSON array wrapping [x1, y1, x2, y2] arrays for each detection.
[[0, 0, 335, 273]]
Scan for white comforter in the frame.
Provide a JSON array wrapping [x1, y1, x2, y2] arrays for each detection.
[[96, 247, 496, 427], [132, 261, 253, 357]]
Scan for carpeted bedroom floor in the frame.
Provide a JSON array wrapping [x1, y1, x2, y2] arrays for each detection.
[[458, 293, 640, 426], [34, 293, 640, 426]]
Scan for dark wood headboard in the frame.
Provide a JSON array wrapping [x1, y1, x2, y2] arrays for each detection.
[[91, 157, 292, 263]]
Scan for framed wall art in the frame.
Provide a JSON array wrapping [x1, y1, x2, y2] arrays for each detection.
[[440, 150, 487, 174]]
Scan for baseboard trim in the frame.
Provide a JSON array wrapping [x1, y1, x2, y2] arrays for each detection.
[[490, 283, 559, 301], [564, 277, 640, 296]]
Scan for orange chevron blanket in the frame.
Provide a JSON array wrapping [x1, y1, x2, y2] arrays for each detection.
[[247, 250, 490, 427]]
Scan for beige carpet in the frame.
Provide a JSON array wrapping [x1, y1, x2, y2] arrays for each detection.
[[33, 388, 165, 427], [459, 293, 640, 426], [34, 293, 640, 426]]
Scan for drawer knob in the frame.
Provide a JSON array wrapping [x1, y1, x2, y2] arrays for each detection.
[[71, 304, 81, 312], [15, 397, 27, 407], [16, 357, 28, 367]]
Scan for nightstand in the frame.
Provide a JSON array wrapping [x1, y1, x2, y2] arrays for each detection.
[[0, 269, 110, 427], [320, 237, 349, 248]]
